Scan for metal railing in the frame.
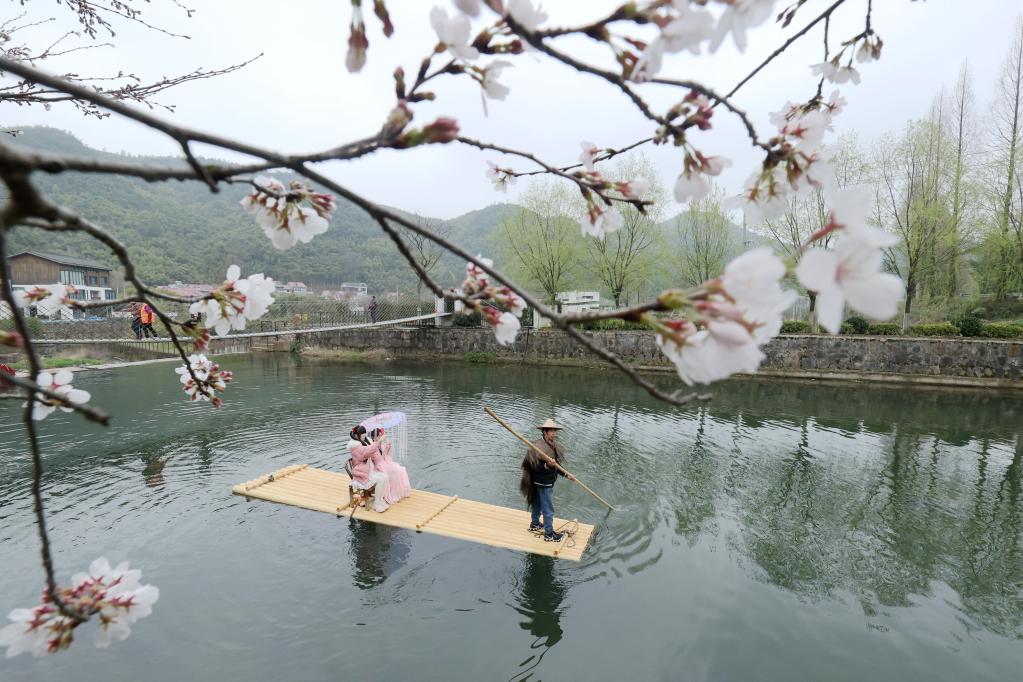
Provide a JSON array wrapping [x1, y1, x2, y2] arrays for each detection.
[[1, 296, 441, 343]]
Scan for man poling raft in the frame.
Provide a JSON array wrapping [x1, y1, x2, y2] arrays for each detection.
[[484, 406, 614, 542], [520, 419, 574, 542]]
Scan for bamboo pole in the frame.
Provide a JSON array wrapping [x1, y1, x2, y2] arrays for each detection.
[[484, 406, 615, 511]]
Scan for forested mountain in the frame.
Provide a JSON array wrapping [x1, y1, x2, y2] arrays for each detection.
[[4, 127, 514, 292]]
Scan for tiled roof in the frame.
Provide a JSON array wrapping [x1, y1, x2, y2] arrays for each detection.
[[10, 250, 111, 270]]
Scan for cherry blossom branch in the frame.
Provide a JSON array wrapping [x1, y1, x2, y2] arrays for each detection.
[[0, 225, 88, 623], [504, 14, 672, 131], [725, 0, 847, 99], [0, 372, 111, 424], [3, 176, 215, 397], [457, 135, 649, 210]]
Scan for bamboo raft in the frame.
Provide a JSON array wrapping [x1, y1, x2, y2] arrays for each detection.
[[232, 465, 595, 561]]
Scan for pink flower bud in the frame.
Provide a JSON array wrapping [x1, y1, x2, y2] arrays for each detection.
[[423, 117, 460, 143]]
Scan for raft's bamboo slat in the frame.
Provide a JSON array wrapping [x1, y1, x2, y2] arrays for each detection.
[[232, 465, 594, 560], [415, 495, 459, 530]]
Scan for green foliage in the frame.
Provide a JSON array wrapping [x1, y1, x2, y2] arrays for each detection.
[[452, 311, 482, 327], [967, 297, 1023, 321], [839, 322, 854, 334], [978, 323, 1023, 339], [463, 350, 495, 363], [844, 316, 870, 334], [867, 323, 902, 336], [953, 313, 983, 337], [579, 318, 649, 331], [780, 320, 810, 334], [906, 323, 960, 337], [0, 316, 43, 337]]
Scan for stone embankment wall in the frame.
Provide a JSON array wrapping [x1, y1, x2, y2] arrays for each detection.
[[303, 328, 1023, 388]]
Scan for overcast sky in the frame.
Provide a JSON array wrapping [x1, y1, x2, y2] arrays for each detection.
[[4, 0, 1022, 219]]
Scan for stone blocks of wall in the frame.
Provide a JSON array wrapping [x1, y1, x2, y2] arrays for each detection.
[[311, 328, 1023, 382]]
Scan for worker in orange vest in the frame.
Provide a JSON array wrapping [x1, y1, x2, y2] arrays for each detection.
[[139, 303, 158, 338]]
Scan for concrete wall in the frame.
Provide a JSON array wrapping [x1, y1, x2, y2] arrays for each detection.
[[302, 327, 1023, 388]]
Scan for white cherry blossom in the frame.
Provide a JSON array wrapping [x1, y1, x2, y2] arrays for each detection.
[[241, 176, 334, 251], [480, 60, 512, 100], [25, 369, 91, 421], [507, 0, 548, 31], [674, 170, 711, 203], [619, 178, 649, 200], [580, 208, 623, 239], [190, 266, 275, 337], [811, 61, 861, 85], [636, 2, 715, 77], [781, 109, 829, 152], [825, 186, 897, 247], [486, 161, 517, 192], [825, 90, 847, 116], [454, 0, 482, 16], [1, 557, 159, 658], [578, 141, 599, 171], [711, 0, 776, 53], [14, 283, 72, 317], [493, 311, 521, 345], [430, 7, 480, 61], [721, 247, 796, 325], [657, 322, 765, 386], [175, 353, 232, 405], [796, 237, 905, 334]]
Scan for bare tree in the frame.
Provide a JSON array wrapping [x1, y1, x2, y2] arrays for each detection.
[[874, 119, 964, 329], [496, 179, 580, 306], [587, 154, 665, 307], [984, 15, 1023, 297], [403, 215, 451, 306], [674, 184, 736, 287]]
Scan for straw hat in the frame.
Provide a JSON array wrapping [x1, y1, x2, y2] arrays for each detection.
[[536, 418, 564, 430]]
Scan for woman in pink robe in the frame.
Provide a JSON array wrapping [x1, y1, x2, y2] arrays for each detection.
[[347, 426, 390, 512], [371, 428, 411, 504]]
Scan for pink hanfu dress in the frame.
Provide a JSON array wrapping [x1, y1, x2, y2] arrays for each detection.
[[377, 439, 411, 504]]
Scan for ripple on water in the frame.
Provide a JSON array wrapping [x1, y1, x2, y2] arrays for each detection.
[[0, 360, 1021, 682]]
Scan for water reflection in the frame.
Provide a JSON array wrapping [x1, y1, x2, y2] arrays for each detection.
[[0, 358, 1021, 682], [347, 521, 412, 590], [141, 454, 166, 488], [510, 555, 567, 682]]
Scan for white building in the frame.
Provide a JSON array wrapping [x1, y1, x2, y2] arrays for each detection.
[[555, 291, 601, 313]]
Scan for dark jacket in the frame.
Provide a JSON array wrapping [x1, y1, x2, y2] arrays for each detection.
[[519, 437, 566, 506]]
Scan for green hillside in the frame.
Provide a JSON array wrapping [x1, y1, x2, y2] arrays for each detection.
[[4, 127, 512, 292], [4, 128, 761, 302]]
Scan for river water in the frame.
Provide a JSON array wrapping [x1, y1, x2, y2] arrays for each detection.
[[0, 356, 1020, 681]]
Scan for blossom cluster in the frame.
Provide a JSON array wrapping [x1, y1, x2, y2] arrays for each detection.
[[460, 255, 524, 345], [12, 283, 75, 317], [729, 90, 846, 223], [23, 369, 91, 421], [174, 353, 233, 407], [190, 265, 275, 337], [240, 176, 336, 251], [654, 187, 904, 384], [636, 0, 778, 80], [0, 558, 158, 658]]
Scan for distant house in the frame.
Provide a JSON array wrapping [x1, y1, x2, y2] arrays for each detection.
[[555, 291, 600, 313], [277, 281, 310, 295], [340, 282, 368, 297], [8, 250, 116, 318]]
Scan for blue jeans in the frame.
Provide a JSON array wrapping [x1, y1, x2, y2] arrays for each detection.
[[530, 485, 555, 535]]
